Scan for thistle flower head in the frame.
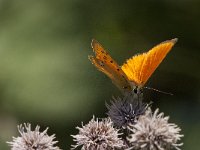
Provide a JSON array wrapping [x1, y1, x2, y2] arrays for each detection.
[[127, 108, 184, 150], [71, 116, 124, 150], [106, 94, 147, 128], [7, 123, 60, 150]]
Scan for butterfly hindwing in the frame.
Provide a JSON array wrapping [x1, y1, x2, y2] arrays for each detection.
[[121, 38, 177, 86], [89, 39, 132, 92]]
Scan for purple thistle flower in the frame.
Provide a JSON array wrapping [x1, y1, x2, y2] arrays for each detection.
[[106, 94, 147, 128]]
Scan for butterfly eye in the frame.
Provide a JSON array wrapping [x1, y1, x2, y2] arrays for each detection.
[[133, 87, 138, 94], [139, 88, 143, 94]]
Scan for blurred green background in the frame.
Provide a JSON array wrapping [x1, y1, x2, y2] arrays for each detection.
[[0, 0, 199, 149]]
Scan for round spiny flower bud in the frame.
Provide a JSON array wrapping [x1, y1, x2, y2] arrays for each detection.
[[7, 123, 60, 150], [127, 108, 183, 150], [106, 94, 147, 128], [71, 116, 124, 150]]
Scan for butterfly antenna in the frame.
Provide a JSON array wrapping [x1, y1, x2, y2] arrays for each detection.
[[144, 86, 173, 96]]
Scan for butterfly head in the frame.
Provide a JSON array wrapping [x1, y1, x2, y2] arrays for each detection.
[[124, 84, 143, 101], [129, 81, 143, 95], [133, 86, 143, 95]]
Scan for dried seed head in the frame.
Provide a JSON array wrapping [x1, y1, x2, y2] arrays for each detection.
[[71, 116, 124, 150], [7, 123, 60, 150], [127, 108, 184, 150]]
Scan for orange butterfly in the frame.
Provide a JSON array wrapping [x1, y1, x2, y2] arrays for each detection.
[[89, 38, 177, 94]]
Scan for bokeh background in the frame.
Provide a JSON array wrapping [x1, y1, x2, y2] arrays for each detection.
[[0, 0, 199, 149]]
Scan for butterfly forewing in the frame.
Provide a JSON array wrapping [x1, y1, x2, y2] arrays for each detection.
[[89, 39, 132, 92]]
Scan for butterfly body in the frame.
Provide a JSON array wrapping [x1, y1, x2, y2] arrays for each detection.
[[89, 38, 177, 95]]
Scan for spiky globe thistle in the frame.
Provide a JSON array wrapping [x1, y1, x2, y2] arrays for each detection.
[[71, 116, 124, 150], [127, 108, 183, 150], [7, 123, 60, 150], [106, 94, 147, 128]]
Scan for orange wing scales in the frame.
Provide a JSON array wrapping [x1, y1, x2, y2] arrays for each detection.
[[122, 38, 177, 86], [89, 39, 132, 92]]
